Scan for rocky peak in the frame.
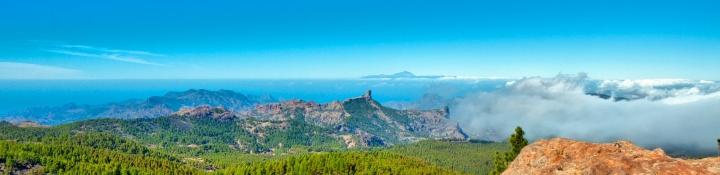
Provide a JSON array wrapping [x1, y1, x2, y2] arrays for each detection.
[[240, 99, 349, 125], [363, 90, 372, 100], [503, 138, 720, 175], [341, 91, 467, 142]]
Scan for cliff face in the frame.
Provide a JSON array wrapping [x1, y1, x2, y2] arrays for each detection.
[[503, 138, 720, 175], [239, 100, 348, 125], [174, 105, 236, 120]]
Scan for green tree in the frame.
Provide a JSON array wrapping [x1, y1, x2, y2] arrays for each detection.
[[490, 126, 528, 175], [4, 157, 14, 175], [508, 127, 528, 156]]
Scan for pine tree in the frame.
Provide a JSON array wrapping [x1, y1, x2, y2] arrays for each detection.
[[508, 127, 528, 156], [489, 126, 528, 175], [5, 157, 14, 175]]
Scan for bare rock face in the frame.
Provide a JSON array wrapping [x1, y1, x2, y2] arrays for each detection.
[[11, 120, 48, 128], [240, 100, 349, 126], [503, 138, 720, 175], [174, 106, 235, 120], [399, 109, 467, 141]]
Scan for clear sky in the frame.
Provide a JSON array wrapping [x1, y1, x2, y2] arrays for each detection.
[[1, 0, 719, 79]]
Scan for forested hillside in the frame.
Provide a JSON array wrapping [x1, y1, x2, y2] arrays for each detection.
[[216, 151, 460, 175], [387, 140, 509, 174], [0, 140, 199, 174], [0, 120, 505, 174]]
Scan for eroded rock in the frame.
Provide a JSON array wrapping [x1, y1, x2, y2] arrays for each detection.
[[503, 138, 720, 175]]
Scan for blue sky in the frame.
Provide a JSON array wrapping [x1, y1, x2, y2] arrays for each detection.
[[0, 0, 719, 79]]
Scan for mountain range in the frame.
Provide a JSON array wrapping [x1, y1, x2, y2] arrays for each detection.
[[235, 90, 467, 147], [2, 89, 276, 125], [2, 89, 467, 151]]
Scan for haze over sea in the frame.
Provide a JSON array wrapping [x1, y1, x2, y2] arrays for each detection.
[[0, 79, 506, 114]]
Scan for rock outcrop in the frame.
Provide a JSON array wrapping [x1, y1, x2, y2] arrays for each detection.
[[503, 138, 720, 175], [174, 106, 235, 120], [239, 100, 348, 125]]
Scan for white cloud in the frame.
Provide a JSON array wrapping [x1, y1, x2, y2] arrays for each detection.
[[61, 44, 166, 57], [452, 73, 720, 155], [588, 78, 720, 102], [660, 91, 720, 105], [48, 49, 166, 66], [0, 62, 83, 79]]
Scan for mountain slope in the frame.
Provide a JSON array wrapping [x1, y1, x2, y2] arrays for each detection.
[[2, 91, 467, 155], [238, 90, 468, 147], [0, 121, 469, 174]]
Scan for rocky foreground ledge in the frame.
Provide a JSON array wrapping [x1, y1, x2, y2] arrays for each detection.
[[503, 138, 720, 175]]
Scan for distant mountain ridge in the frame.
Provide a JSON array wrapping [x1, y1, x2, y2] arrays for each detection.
[[2, 89, 275, 125]]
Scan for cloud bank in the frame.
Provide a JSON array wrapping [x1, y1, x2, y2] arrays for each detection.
[[452, 73, 720, 155], [586, 78, 720, 103]]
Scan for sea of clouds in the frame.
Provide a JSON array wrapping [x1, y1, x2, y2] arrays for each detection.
[[452, 73, 720, 155]]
